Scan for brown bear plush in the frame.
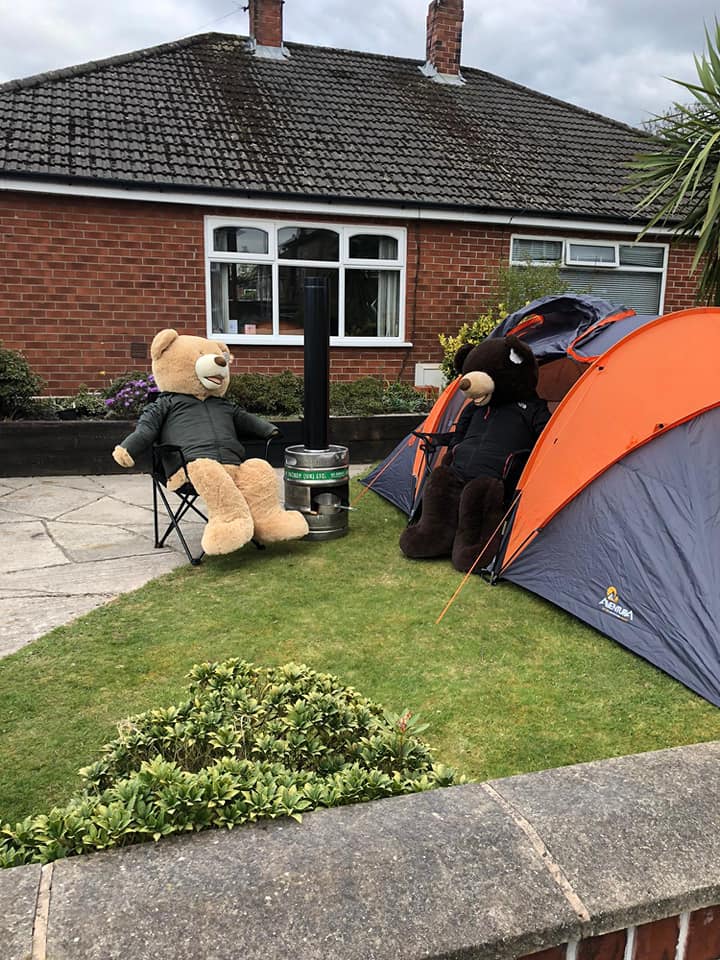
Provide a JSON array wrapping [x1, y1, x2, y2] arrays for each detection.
[[112, 329, 308, 555], [399, 336, 550, 572]]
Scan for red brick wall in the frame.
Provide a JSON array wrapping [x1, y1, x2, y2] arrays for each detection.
[[518, 906, 720, 960], [0, 191, 699, 395]]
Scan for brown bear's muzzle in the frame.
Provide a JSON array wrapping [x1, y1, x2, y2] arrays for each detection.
[[459, 370, 495, 406]]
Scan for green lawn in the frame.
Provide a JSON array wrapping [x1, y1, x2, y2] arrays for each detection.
[[2, 478, 720, 825]]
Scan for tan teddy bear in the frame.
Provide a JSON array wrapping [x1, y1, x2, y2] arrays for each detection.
[[112, 329, 308, 555]]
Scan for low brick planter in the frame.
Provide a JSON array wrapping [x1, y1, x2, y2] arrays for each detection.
[[0, 414, 425, 476]]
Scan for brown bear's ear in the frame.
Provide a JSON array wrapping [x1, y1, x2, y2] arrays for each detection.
[[453, 343, 475, 375], [151, 329, 179, 360]]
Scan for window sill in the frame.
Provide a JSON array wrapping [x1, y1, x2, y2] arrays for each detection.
[[209, 334, 412, 348]]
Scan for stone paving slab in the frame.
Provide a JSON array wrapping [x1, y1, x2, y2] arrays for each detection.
[[43, 476, 108, 492], [0, 595, 116, 656], [47, 521, 157, 563], [44, 785, 579, 960], [0, 862, 40, 960], [0, 505, 38, 522], [0, 552, 185, 599], [0, 482, 100, 520], [60, 496, 155, 527], [0, 520, 69, 574]]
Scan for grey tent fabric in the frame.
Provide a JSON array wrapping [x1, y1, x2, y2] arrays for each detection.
[[502, 407, 720, 705]]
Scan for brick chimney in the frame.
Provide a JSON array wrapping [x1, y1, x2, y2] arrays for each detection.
[[248, 0, 289, 59], [422, 0, 465, 84]]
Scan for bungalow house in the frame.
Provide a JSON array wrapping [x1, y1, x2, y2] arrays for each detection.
[[0, 0, 697, 395]]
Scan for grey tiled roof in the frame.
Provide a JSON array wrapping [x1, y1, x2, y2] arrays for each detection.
[[0, 32, 654, 221]]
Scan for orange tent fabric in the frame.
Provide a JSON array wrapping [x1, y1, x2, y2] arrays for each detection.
[[501, 306, 720, 571]]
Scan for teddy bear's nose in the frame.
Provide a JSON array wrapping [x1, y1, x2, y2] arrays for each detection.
[[213, 355, 227, 368], [459, 377, 471, 391]]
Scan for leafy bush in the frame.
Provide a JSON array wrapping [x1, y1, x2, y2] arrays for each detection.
[[0, 345, 44, 419], [330, 377, 385, 416], [380, 380, 436, 414], [493, 262, 570, 314], [104, 373, 159, 419], [0, 660, 462, 867], [438, 307, 504, 383], [438, 263, 572, 382], [226, 370, 304, 417], [56, 387, 107, 419]]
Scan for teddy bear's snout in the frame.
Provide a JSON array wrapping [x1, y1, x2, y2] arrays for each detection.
[[195, 352, 230, 388], [459, 370, 495, 404]]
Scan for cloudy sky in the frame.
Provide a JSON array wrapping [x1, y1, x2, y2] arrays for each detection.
[[1, 0, 718, 127]]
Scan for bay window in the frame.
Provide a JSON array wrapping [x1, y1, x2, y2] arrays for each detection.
[[206, 218, 407, 345]]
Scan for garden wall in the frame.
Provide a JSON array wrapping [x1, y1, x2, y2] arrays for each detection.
[[0, 191, 700, 394], [0, 414, 425, 475], [4, 740, 720, 960]]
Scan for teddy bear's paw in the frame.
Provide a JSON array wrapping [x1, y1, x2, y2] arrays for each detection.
[[399, 523, 454, 559], [253, 509, 309, 544], [201, 516, 254, 555]]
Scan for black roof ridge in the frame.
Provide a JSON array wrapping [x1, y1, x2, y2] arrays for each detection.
[[0, 31, 225, 92], [0, 27, 652, 137]]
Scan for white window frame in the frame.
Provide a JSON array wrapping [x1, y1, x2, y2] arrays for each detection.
[[205, 216, 408, 346], [564, 240, 619, 268], [510, 233, 669, 314]]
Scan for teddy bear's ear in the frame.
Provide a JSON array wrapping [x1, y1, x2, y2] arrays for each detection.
[[453, 343, 475, 375], [151, 329, 179, 360]]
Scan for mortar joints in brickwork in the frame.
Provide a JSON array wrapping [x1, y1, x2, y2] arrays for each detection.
[[481, 782, 591, 924], [675, 911, 690, 960], [623, 925, 636, 960]]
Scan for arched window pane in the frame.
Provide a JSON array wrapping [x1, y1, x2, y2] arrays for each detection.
[[213, 227, 268, 254], [278, 227, 339, 261], [349, 235, 398, 260]]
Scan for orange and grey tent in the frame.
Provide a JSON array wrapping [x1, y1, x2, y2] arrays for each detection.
[[361, 294, 650, 516], [492, 305, 720, 706]]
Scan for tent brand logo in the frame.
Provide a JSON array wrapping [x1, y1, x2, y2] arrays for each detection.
[[599, 586, 634, 623]]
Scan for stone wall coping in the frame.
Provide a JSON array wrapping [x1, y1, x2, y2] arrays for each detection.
[[4, 740, 720, 959]]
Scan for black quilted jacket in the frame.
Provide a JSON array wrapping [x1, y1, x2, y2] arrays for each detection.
[[119, 392, 276, 468]]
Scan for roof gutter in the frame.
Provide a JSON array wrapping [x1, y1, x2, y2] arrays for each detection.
[[0, 174, 677, 236]]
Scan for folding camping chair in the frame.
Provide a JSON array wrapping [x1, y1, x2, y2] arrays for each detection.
[[151, 437, 277, 566], [408, 431, 530, 524]]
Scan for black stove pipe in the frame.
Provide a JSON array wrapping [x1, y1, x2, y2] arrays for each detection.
[[302, 276, 330, 451]]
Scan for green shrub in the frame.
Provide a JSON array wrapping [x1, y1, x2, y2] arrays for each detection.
[[494, 262, 570, 314], [0, 660, 461, 868], [226, 371, 304, 417], [0, 345, 44, 419], [380, 380, 435, 414], [438, 263, 572, 382], [438, 307, 504, 383], [330, 377, 385, 416], [55, 387, 107, 419]]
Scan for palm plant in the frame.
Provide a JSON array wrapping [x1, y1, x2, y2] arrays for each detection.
[[628, 21, 720, 304]]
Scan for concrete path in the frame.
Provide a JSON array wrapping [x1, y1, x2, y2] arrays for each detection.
[[0, 468, 368, 659]]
